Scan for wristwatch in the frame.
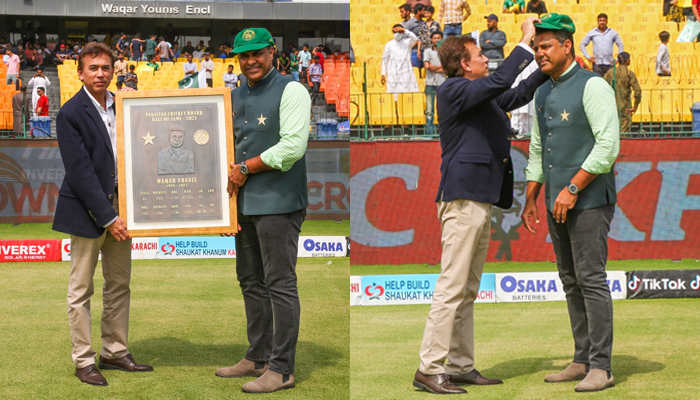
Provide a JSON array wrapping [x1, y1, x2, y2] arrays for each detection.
[[567, 182, 579, 195], [240, 162, 250, 175]]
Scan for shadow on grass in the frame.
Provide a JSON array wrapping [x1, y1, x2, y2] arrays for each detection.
[[130, 337, 344, 383], [480, 355, 665, 384]]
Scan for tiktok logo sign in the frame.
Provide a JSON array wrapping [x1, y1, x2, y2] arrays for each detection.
[[626, 270, 700, 299]]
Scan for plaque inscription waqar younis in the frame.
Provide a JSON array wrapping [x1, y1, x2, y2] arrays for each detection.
[[129, 103, 222, 223]]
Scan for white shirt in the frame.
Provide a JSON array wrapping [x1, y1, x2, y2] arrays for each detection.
[[83, 86, 116, 182], [298, 50, 312, 68], [27, 75, 51, 116], [183, 61, 198, 75], [223, 72, 238, 89], [82, 86, 118, 227], [381, 31, 419, 93], [200, 59, 214, 79], [192, 50, 204, 59], [509, 60, 539, 137]]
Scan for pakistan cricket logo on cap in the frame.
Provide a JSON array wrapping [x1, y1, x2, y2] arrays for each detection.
[[242, 30, 256, 41]]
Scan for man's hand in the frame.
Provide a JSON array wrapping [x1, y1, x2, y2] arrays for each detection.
[[227, 161, 248, 198], [107, 217, 131, 241], [392, 26, 405, 34], [628, 107, 636, 115], [381, 75, 386, 85], [521, 199, 540, 234], [588, 57, 595, 64], [552, 187, 578, 224], [220, 224, 242, 237], [519, 17, 540, 45]]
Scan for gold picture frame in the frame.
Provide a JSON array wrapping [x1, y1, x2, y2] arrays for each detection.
[[116, 88, 236, 237]]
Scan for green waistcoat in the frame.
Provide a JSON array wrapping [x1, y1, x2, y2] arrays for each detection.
[[232, 68, 308, 216], [535, 63, 617, 212]]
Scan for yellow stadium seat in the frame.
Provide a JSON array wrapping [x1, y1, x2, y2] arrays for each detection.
[[397, 92, 425, 125], [367, 92, 396, 125], [618, 4, 635, 15], [634, 13, 656, 24]]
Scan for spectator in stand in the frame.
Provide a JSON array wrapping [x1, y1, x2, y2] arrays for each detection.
[[526, 0, 548, 14], [604, 52, 641, 133], [381, 24, 419, 93], [200, 52, 214, 87], [438, 0, 472, 38], [183, 41, 194, 55], [404, 4, 428, 71], [278, 51, 291, 75], [308, 56, 323, 105], [70, 45, 81, 61], [145, 56, 159, 71], [157, 37, 173, 62], [423, 31, 446, 135], [579, 13, 624, 76], [290, 48, 300, 81], [424, 6, 442, 36], [183, 54, 198, 77], [115, 33, 127, 55], [28, 67, 50, 116], [31, 48, 44, 70], [298, 44, 312, 84], [114, 53, 128, 85], [41, 44, 53, 66], [17, 45, 28, 70], [24, 43, 34, 60], [172, 43, 181, 59], [131, 34, 144, 61], [480, 14, 507, 60], [145, 34, 157, 62], [125, 64, 138, 90], [322, 44, 332, 56], [35, 87, 49, 117], [12, 85, 31, 135], [193, 45, 204, 59], [223, 64, 238, 90], [503, 0, 526, 13], [399, 3, 412, 25], [313, 45, 325, 71], [5, 48, 20, 85], [656, 31, 671, 76]]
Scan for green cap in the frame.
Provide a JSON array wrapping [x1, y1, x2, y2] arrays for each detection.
[[535, 13, 576, 34], [233, 28, 275, 54]]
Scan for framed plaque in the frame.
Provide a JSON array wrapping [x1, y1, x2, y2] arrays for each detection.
[[116, 88, 236, 237]]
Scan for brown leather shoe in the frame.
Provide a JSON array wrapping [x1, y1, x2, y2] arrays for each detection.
[[449, 369, 503, 385], [75, 364, 108, 386], [413, 370, 467, 394], [215, 358, 268, 378], [241, 370, 295, 393], [98, 354, 153, 372]]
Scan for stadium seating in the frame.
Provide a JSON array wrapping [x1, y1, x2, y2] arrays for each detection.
[[350, 0, 700, 126]]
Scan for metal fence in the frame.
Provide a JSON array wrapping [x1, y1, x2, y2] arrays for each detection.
[[0, 110, 59, 139], [351, 61, 700, 141]]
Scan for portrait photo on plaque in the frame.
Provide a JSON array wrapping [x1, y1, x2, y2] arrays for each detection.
[[116, 88, 236, 237]]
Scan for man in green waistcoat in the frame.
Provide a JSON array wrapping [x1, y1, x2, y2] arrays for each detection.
[[521, 14, 620, 393], [215, 27, 311, 394]]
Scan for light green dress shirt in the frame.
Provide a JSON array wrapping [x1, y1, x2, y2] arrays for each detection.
[[259, 80, 311, 172], [525, 61, 620, 183]]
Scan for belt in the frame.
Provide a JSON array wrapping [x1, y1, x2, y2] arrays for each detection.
[[446, 23, 462, 26]]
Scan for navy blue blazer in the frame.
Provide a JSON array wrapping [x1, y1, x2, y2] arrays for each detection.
[[53, 87, 118, 238], [435, 46, 549, 209]]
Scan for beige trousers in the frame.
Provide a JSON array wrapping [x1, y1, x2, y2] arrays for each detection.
[[67, 194, 132, 368], [419, 199, 492, 375]]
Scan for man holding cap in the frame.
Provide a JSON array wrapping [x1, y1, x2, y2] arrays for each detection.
[[215, 27, 311, 394], [522, 13, 619, 393], [200, 52, 214, 87], [604, 52, 641, 134], [480, 14, 507, 60], [413, 16, 548, 395]]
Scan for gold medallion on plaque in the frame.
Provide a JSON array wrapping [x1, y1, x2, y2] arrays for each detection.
[[194, 129, 209, 145]]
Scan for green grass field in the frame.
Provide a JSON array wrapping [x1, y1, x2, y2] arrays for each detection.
[[350, 261, 700, 400], [0, 221, 349, 399]]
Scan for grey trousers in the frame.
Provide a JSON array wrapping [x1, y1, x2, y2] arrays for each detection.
[[547, 204, 614, 372], [235, 209, 305, 375]]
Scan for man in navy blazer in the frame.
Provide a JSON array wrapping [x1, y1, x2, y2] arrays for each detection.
[[414, 18, 548, 394], [53, 42, 152, 387]]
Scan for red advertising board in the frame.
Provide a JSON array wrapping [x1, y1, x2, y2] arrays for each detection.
[[350, 139, 700, 265], [0, 240, 62, 262]]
